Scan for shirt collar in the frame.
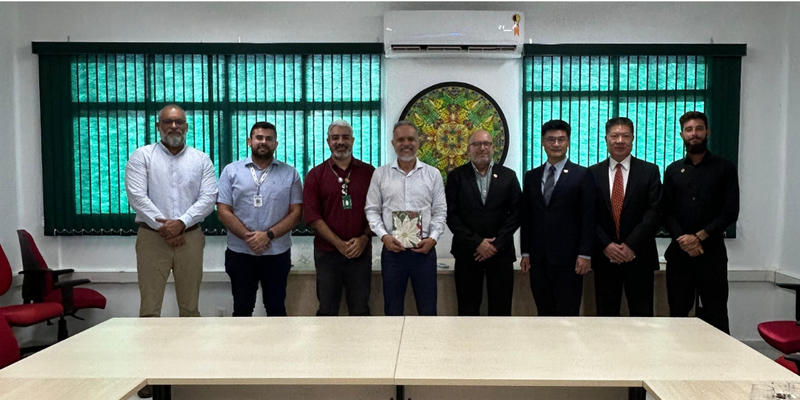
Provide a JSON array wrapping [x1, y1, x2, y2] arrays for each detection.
[[472, 160, 494, 176], [157, 141, 187, 156], [545, 157, 568, 171], [329, 157, 361, 172], [682, 150, 715, 166], [245, 156, 280, 170], [392, 157, 424, 172], [609, 154, 632, 171]]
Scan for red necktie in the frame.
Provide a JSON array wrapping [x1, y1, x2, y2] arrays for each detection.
[[612, 165, 624, 240]]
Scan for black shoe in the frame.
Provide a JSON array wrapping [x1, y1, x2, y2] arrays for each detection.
[[137, 385, 153, 398]]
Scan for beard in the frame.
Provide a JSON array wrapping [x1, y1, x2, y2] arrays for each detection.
[[471, 154, 491, 165], [331, 147, 352, 160], [161, 132, 185, 147], [684, 137, 708, 154], [251, 146, 274, 160]]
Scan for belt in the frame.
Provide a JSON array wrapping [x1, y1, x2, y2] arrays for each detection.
[[139, 222, 199, 233]]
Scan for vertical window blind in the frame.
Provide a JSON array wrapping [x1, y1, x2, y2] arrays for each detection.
[[522, 44, 745, 237], [35, 43, 383, 235]]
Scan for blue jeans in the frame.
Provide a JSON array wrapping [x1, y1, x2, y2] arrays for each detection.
[[381, 246, 437, 316], [225, 248, 292, 316]]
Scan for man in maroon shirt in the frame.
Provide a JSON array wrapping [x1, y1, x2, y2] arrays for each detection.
[[303, 120, 376, 316]]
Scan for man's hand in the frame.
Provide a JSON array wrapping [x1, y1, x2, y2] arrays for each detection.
[[603, 243, 627, 264], [687, 243, 704, 257], [695, 230, 709, 241], [474, 238, 498, 262], [165, 234, 186, 248], [381, 235, 406, 253], [245, 231, 271, 255], [620, 243, 636, 263], [155, 218, 185, 239], [520, 256, 530, 272], [677, 234, 700, 252], [412, 238, 437, 255], [343, 235, 369, 259], [575, 257, 591, 275]]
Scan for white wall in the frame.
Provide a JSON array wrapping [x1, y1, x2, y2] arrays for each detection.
[[1, 2, 799, 340]]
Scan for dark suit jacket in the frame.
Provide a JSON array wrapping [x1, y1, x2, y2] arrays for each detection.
[[589, 157, 662, 271], [446, 163, 521, 264], [520, 160, 596, 267]]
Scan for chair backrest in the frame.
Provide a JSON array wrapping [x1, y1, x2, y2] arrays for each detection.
[[16, 230, 53, 299], [0, 245, 12, 297], [0, 316, 21, 369]]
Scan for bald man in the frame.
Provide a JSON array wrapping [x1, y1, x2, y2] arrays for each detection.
[[445, 130, 521, 316]]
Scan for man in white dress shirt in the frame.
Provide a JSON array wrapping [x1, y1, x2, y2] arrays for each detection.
[[125, 104, 217, 319], [365, 121, 447, 316]]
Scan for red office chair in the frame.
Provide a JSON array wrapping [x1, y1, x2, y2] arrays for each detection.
[[0, 244, 63, 332], [16, 230, 106, 340], [0, 315, 20, 369], [758, 283, 800, 374]]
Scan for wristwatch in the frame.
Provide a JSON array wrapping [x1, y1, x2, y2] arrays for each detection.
[[267, 229, 275, 240]]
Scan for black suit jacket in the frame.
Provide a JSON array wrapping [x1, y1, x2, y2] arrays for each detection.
[[589, 157, 662, 271], [446, 163, 521, 264], [520, 160, 596, 267]]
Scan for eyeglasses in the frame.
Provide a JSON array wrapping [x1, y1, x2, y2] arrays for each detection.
[[608, 133, 633, 141], [159, 119, 186, 126], [469, 141, 493, 149], [544, 137, 568, 144]]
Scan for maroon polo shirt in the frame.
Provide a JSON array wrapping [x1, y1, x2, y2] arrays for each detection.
[[303, 157, 376, 253]]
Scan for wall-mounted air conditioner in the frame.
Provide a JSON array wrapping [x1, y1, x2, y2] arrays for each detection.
[[384, 11, 524, 59]]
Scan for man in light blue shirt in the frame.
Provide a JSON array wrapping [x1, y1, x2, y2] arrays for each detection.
[[217, 121, 303, 317]]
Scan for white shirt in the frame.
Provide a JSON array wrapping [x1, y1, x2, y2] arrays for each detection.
[[608, 154, 632, 195], [365, 158, 447, 241], [125, 142, 218, 230]]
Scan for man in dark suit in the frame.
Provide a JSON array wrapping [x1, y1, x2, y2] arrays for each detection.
[[446, 130, 521, 316], [589, 117, 662, 317], [520, 120, 596, 316]]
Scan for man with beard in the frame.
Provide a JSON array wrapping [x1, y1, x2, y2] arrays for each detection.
[[445, 130, 521, 316], [303, 120, 375, 316], [520, 119, 596, 316], [589, 117, 662, 317], [125, 105, 218, 398], [661, 111, 739, 333], [217, 122, 303, 317], [365, 121, 447, 316]]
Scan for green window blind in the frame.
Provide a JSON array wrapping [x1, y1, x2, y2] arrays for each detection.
[[522, 44, 745, 237], [35, 43, 382, 235]]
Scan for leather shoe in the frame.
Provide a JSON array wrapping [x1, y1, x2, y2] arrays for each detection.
[[137, 385, 153, 398]]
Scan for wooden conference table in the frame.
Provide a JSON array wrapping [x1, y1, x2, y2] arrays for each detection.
[[0, 317, 796, 400]]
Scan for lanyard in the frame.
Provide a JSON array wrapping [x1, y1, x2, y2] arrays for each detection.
[[249, 164, 273, 194], [329, 159, 352, 195]]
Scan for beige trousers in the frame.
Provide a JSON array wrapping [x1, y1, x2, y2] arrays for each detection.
[[135, 227, 205, 317]]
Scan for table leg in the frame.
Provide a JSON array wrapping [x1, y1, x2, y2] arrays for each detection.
[[153, 385, 172, 400], [629, 387, 646, 400], [394, 384, 404, 400]]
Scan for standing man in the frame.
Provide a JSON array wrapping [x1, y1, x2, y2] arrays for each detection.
[[303, 120, 375, 316], [520, 119, 596, 316], [365, 121, 447, 316], [446, 130, 521, 316], [217, 122, 303, 317], [125, 104, 217, 319], [661, 111, 739, 333], [589, 117, 662, 317]]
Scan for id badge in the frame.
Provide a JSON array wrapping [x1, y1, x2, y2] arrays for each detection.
[[342, 195, 352, 210], [254, 194, 263, 208]]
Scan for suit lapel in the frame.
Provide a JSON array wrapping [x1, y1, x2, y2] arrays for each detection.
[[531, 166, 546, 207], [464, 164, 484, 206], [598, 159, 612, 215], [548, 160, 573, 208], [484, 166, 500, 206], [622, 157, 640, 212]]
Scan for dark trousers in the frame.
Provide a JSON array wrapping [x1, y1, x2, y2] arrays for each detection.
[[224, 248, 292, 317], [529, 258, 584, 316], [666, 241, 730, 334], [594, 261, 655, 317], [381, 246, 437, 316], [314, 245, 372, 316], [454, 257, 513, 316]]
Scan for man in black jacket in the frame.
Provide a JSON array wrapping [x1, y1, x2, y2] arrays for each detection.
[[446, 130, 521, 316], [589, 117, 662, 317], [520, 120, 596, 316]]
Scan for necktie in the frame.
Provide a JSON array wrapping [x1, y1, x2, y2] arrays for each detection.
[[543, 165, 556, 206], [611, 165, 625, 240]]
